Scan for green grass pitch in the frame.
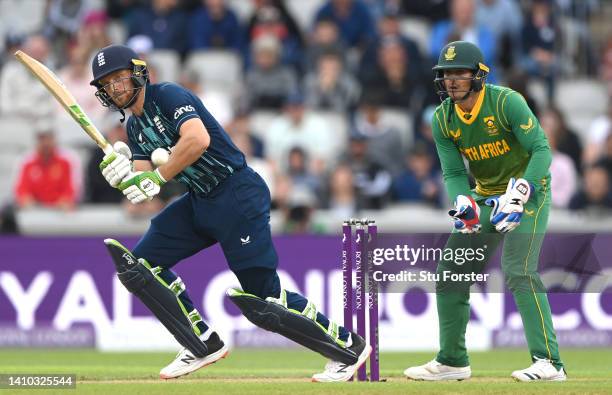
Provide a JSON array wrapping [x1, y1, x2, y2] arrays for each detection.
[[0, 348, 610, 394]]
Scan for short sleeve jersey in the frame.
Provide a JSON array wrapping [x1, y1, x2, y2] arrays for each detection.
[[126, 82, 245, 194]]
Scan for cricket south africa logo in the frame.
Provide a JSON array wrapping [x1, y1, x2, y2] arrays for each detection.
[[483, 116, 499, 136], [97, 52, 105, 67], [444, 46, 457, 61]]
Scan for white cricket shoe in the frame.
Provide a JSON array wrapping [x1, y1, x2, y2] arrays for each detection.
[[311, 333, 372, 382], [404, 359, 471, 381], [511, 357, 567, 382], [159, 331, 229, 379]]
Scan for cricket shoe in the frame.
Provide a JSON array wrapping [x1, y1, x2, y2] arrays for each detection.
[[311, 332, 372, 382], [160, 331, 229, 379], [511, 357, 567, 382], [404, 359, 471, 381]]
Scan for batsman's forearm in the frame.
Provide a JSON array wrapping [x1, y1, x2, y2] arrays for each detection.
[[157, 134, 208, 181]]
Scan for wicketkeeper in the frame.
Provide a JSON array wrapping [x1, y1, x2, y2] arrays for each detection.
[[90, 44, 370, 381], [404, 41, 566, 382]]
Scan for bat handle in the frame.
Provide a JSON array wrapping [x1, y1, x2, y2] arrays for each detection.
[[102, 143, 114, 155]]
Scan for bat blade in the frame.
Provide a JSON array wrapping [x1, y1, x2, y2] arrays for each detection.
[[14, 50, 113, 155]]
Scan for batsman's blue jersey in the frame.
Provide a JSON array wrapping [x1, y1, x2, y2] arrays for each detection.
[[126, 82, 245, 194]]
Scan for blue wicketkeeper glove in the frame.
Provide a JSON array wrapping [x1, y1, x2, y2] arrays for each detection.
[[485, 178, 532, 233], [448, 195, 482, 234]]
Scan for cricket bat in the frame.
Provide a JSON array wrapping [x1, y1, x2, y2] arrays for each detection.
[[14, 50, 113, 155]]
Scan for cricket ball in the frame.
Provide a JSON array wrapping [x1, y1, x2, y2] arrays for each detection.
[[151, 147, 170, 167]]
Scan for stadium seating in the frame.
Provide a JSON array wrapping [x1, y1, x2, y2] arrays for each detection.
[[148, 50, 181, 83], [185, 50, 243, 93]]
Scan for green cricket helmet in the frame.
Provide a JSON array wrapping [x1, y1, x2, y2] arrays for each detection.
[[433, 41, 489, 101]]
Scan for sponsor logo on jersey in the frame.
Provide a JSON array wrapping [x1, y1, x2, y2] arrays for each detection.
[[449, 128, 461, 141], [483, 116, 499, 136], [97, 52, 105, 67], [520, 117, 534, 132], [153, 116, 166, 133], [240, 236, 251, 245], [444, 46, 457, 61], [524, 208, 535, 216], [174, 105, 195, 119], [460, 138, 512, 161]]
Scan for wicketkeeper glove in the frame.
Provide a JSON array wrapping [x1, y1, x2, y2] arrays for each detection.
[[448, 195, 481, 234], [485, 178, 532, 233], [118, 169, 166, 204], [99, 141, 132, 187]]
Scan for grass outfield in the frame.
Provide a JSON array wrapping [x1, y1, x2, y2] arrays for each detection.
[[0, 348, 611, 394]]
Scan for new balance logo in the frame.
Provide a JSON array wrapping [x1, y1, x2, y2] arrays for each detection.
[[122, 252, 136, 265], [355, 234, 361, 244], [97, 52, 105, 67], [241, 236, 251, 245], [173, 105, 195, 119], [180, 354, 195, 364]]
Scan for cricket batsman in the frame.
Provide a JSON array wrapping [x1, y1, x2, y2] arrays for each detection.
[[404, 41, 566, 382], [90, 44, 370, 381]]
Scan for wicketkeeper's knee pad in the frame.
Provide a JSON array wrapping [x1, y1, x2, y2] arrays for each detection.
[[104, 239, 208, 358], [227, 288, 357, 365]]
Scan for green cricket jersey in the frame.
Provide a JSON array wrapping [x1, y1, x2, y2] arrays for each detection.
[[432, 84, 552, 200]]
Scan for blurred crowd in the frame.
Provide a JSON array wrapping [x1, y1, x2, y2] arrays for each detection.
[[0, 0, 611, 234]]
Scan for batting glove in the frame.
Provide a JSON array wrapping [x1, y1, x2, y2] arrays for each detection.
[[448, 195, 482, 234], [485, 178, 532, 233], [118, 169, 166, 204], [99, 141, 132, 188]]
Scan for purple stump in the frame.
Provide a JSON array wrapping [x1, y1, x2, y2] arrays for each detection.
[[367, 222, 379, 381], [355, 224, 367, 381], [342, 222, 353, 333]]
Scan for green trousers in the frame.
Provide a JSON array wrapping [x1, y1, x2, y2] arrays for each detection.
[[436, 186, 563, 369]]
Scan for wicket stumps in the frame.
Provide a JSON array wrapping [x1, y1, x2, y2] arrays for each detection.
[[342, 219, 379, 382]]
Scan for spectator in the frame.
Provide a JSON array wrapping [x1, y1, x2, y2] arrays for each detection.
[[126, 0, 187, 54], [57, 42, 108, 143], [303, 49, 360, 112], [521, 0, 559, 101], [475, 0, 522, 69], [188, 0, 243, 51], [225, 108, 265, 159], [402, 0, 450, 23], [353, 93, 404, 175], [76, 10, 112, 58], [44, 0, 89, 62], [314, 0, 377, 49], [282, 186, 324, 234], [286, 147, 322, 200], [541, 109, 577, 208], [304, 17, 347, 71], [392, 143, 441, 206], [569, 165, 612, 211], [14, 131, 77, 210], [265, 92, 335, 172], [360, 9, 424, 84], [505, 70, 539, 115], [597, 133, 612, 177], [413, 105, 439, 167], [245, 34, 298, 109], [180, 69, 234, 127], [430, 0, 497, 81], [83, 121, 126, 204], [539, 106, 582, 173], [0, 32, 25, 70], [342, 133, 392, 209], [0, 34, 55, 123], [360, 36, 420, 109], [325, 162, 356, 219], [584, 100, 611, 166], [246, 0, 304, 70], [601, 36, 612, 97]]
